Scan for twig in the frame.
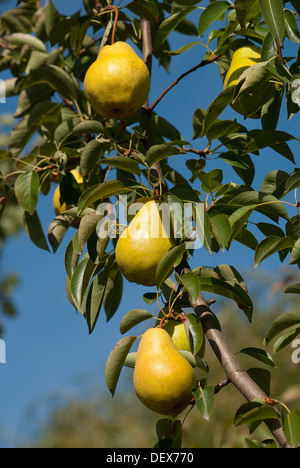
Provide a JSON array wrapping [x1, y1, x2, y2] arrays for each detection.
[[214, 379, 231, 394], [150, 55, 221, 112]]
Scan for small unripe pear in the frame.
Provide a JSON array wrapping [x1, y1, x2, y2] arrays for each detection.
[[163, 320, 205, 358], [53, 169, 83, 216]]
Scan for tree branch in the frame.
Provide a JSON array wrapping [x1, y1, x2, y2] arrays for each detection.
[[176, 257, 290, 448], [140, 19, 167, 195], [139, 18, 289, 449], [150, 54, 221, 112]]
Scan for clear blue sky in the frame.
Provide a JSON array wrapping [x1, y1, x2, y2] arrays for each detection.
[[0, 0, 299, 447]]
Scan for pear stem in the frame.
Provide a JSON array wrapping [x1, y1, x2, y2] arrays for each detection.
[[111, 6, 119, 45]]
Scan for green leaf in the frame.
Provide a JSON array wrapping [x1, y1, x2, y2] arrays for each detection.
[[264, 312, 300, 345], [228, 190, 289, 222], [234, 401, 279, 427], [285, 9, 300, 43], [78, 180, 126, 212], [235, 0, 261, 27], [273, 327, 300, 352], [260, 170, 289, 198], [282, 409, 300, 448], [85, 269, 108, 333], [198, 1, 230, 37], [19, 65, 81, 102], [126, 0, 160, 23], [254, 236, 294, 267], [290, 0, 300, 16], [15, 170, 39, 215], [180, 272, 200, 304], [289, 238, 300, 265], [155, 7, 196, 49], [80, 139, 107, 179], [285, 170, 300, 194], [102, 156, 141, 177], [120, 309, 153, 335], [259, 0, 285, 46], [105, 335, 137, 397], [155, 419, 182, 449], [245, 130, 298, 153], [245, 438, 277, 448], [6, 32, 47, 52], [192, 386, 214, 421], [70, 255, 96, 312], [228, 204, 257, 242], [8, 116, 39, 157], [77, 211, 103, 254], [145, 144, 182, 167], [103, 266, 123, 322], [285, 283, 300, 294], [65, 239, 80, 279], [193, 203, 212, 254], [179, 351, 208, 372], [186, 313, 204, 356], [209, 214, 231, 251], [23, 210, 50, 252], [195, 275, 253, 320], [156, 243, 187, 287], [72, 120, 106, 137], [203, 87, 235, 135], [238, 347, 275, 367]]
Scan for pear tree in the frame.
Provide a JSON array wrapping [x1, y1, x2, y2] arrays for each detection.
[[1, 0, 300, 448]]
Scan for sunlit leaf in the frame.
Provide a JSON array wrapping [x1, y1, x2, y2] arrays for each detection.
[[105, 335, 137, 397]]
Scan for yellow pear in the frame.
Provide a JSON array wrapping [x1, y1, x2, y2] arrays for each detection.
[[133, 327, 197, 416], [163, 319, 205, 358], [53, 169, 83, 216], [84, 41, 151, 119], [224, 45, 262, 118], [115, 200, 174, 287]]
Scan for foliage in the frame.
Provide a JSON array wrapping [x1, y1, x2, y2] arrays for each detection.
[[14, 291, 300, 449], [1, 0, 300, 448]]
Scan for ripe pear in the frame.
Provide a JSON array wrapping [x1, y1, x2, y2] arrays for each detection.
[[224, 45, 262, 118], [84, 41, 151, 119], [115, 200, 174, 287], [53, 169, 83, 215], [163, 319, 205, 358], [133, 327, 197, 416]]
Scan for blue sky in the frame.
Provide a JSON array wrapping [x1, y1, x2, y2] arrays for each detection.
[[0, 0, 300, 447]]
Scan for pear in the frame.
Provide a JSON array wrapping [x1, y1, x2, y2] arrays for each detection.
[[224, 45, 262, 118], [133, 327, 197, 416], [115, 200, 174, 287], [84, 41, 151, 119], [163, 319, 205, 358]]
